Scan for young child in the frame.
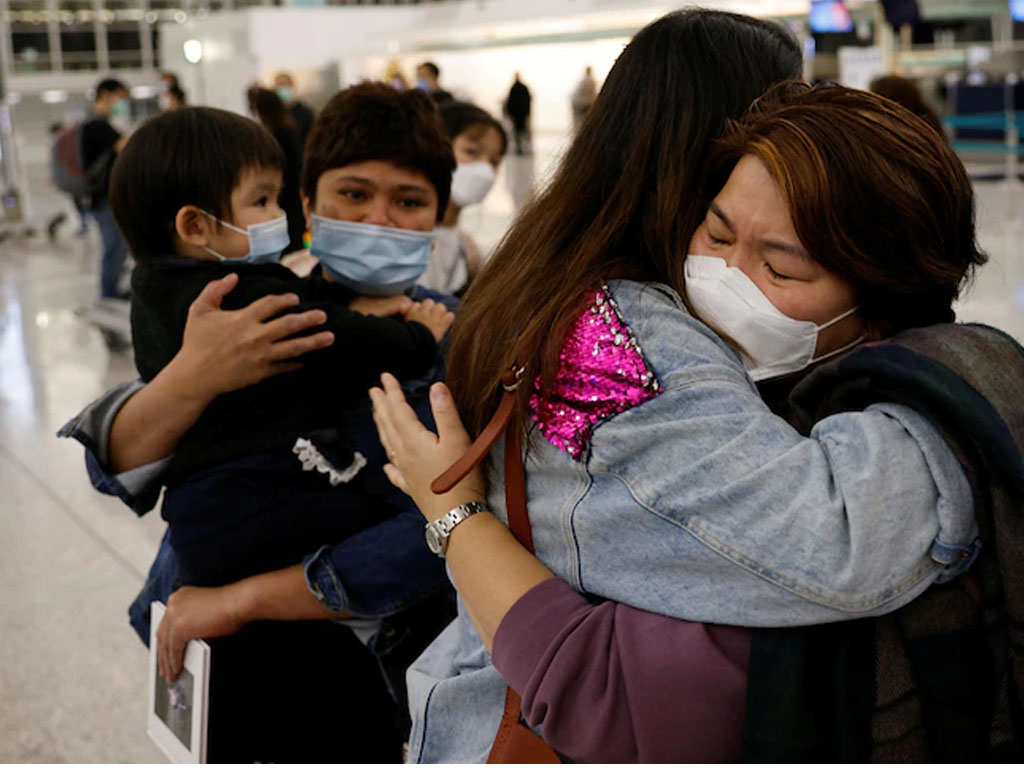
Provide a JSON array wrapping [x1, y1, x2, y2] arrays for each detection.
[[111, 105, 454, 588]]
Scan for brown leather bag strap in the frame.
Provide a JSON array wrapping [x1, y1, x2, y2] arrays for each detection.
[[430, 365, 558, 763], [503, 416, 533, 552], [430, 366, 525, 495]]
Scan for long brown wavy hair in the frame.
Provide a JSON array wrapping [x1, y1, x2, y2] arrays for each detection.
[[447, 9, 803, 438]]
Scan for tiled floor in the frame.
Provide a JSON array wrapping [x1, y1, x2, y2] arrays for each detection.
[[1, 124, 1022, 762]]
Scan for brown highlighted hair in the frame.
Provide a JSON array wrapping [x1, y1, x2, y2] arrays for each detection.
[[711, 81, 985, 338], [446, 9, 802, 438], [301, 82, 455, 220]]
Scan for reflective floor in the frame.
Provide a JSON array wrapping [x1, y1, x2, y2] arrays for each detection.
[[1, 126, 1023, 761]]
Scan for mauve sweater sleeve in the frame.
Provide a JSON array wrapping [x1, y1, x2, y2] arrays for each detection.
[[491, 578, 751, 763]]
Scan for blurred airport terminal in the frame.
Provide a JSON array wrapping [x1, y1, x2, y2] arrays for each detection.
[[1, 0, 1024, 762]]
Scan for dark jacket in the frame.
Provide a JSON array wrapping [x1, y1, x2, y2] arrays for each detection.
[[130, 257, 436, 486], [743, 323, 1024, 762]]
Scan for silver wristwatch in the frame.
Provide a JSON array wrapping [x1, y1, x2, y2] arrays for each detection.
[[425, 501, 488, 556]]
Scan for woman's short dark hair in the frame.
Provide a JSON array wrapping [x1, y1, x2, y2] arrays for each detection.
[[301, 82, 455, 220], [109, 106, 284, 261], [439, 101, 508, 156], [712, 82, 985, 336]]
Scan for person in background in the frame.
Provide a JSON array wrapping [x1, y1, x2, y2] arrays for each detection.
[[46, 122, 89, 239], [570, 65, 598, 132], [504, 72, 532, 155], [159, 72, 180, 92], [248, 87, 306, 253], [158, 86, 186, 111], [870, 74, 945, 137], [416, 61, 454, 105], [273, 71, 315, 148], [84, 78, 132, 299], [418, 101, 507, 295]]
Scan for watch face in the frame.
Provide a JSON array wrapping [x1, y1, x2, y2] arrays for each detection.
[[425, 525, 444, 555]]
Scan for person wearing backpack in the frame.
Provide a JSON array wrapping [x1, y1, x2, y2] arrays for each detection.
[[83, 78, 131, 299]]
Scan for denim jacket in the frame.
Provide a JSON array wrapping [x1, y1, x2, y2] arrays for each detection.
[[406, 280, 978, 762]]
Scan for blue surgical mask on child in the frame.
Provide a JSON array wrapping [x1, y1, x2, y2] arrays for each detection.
[[310, 215, 434, 296], [201, 212, 289, 264]]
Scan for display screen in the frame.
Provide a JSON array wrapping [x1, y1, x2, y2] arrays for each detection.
[[1012, 0, 1024, 23], [809, 1, 854, 34], [881, 0, 920, 27]]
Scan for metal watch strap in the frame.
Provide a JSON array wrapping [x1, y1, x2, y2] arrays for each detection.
[[425, 501, 488, 556]]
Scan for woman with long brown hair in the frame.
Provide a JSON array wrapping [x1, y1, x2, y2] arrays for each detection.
[[370, 62, 1020, 768]]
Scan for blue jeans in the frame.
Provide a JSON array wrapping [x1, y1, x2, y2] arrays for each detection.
[[90, 202, 129, 298]]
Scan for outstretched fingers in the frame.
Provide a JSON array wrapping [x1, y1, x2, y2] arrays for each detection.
[[244, 292, 301, 323], [191, 273, 239, 313], [428, 382, 471, 448], [379, 373, 436, 443]]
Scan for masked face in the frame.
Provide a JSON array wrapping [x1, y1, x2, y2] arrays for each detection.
[[111, 97, 130, 119], [193, 167, 289, 263], [310, 216, 433, 295], [307, 160, 438, 294], [684, 155, 865, 380]]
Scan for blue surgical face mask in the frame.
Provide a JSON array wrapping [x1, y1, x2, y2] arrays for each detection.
[[201, 211, 289, 265], [276, 86, 294, 104], [310, 215, 434, 296]]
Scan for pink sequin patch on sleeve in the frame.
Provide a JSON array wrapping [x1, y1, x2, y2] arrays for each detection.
[[530, 285, 661, 460]]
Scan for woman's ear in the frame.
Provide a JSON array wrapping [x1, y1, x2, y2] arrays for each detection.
[[174, 206, 214, 247]]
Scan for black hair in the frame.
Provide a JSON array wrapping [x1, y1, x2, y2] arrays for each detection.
[[418, 61, 440, 79], [438, 101, 508, 156], [109, 107, 285, 261], [248, 86, 297, 135], [95, 78, 128, 97], [167, 86, 186, 105], [301, 82, 455, 222]]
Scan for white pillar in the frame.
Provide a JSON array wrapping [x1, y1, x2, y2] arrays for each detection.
[[140, 0, 155, 71], [93, 0, 109, 71], [0, 0, 14, 80], [46, 0, 62, 71]]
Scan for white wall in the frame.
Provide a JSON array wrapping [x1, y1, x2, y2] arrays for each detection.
[[363, 39, 628, 133], [155, 0, 817, 123], [159, 11, 257, 116]]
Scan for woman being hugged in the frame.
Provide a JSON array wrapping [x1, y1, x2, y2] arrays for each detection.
[[370, 13, 1023, 765]]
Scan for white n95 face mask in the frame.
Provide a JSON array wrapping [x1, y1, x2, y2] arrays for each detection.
[[684, 254, 862, 382], [201, 212, 289, 265], [450, 162, 496, 207], [310, 215, 434, 296]]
